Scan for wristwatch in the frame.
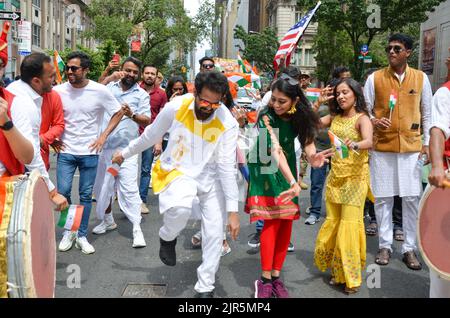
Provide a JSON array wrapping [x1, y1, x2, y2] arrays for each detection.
[[0, 120, 13, 131]]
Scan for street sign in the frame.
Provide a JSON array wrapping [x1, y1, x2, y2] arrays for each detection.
[[17, 20, 31, 55], [364, 55, 373, 63], [0, 10, 21, 21], [361, 44, 369, 53]]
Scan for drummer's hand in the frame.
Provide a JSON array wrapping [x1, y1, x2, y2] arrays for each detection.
[[50, 190, 68, 211], [112, 151, 125, 166], [428, 166, 447, 188], [227, 212, 240, 241]]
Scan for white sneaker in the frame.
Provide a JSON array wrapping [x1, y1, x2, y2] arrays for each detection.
[[75, 236, 95, 254], [59, 231, 77, 252], [92, 217, 117, 235], [132, 228, 146, 248], [141, 202, 150, 214]]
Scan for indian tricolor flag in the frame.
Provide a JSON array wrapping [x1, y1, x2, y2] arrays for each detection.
[[389, 90, 398, 111], [306, 88, 321, 103], [328, 130, 349, 159], [58, 205, 84, 231], [226, 72, 260, 88], [237, 52, 252, 74], [53, 50, 65, 84]]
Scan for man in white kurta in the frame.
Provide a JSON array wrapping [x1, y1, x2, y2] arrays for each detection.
[[427, 80, 450, 297], [364, 34, 432, 270], [92, 57, 150, 248], [113, 71, 240, 298]]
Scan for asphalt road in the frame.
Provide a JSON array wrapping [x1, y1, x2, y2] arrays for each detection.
[[49, 154, 430, 298]]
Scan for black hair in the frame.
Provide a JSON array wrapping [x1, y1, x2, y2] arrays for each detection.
[[20, 52, 52, 85], [194, 71, 228, 97], [165, 76, 188, 100], [332, 66, 350, 79], [326, 77, 341, 88], [142, 64, 158, 74], [282, 66, 301, 79], [199, 56, 215, 66], [388, 33, 414, 50], [270, 78, 319, 147], [66, 51, 91, 69], [122, 56, 142, 70], [328, 78, 369, 117]]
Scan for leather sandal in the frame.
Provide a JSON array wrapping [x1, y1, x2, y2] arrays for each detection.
[[375, 248, 391, 266], [366, 222, 378, 236], [402, 251, 422, 270], [344, 286, 360, 294], [394, 229, 404, 241]]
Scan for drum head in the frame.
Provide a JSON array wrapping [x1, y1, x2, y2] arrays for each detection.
[[419, 186, 450, 280], [30, 176, 56, 297]]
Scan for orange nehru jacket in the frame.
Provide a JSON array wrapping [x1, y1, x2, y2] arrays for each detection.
[[373, 65, 424, 153]]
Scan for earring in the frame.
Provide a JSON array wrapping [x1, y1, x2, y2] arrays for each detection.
[[287, 104, 296, 115]]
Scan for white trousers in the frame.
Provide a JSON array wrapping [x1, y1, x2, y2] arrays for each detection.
[[430, 269, 450, 298], [93, 149, 142, 225], [159, 177, 225, 293], [375, 196, 419, 254]]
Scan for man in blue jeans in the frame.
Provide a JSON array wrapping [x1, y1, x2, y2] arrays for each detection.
[[54, 51, 124, 255]]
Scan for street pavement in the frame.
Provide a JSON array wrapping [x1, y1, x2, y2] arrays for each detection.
[[50, 154, 430, 298]]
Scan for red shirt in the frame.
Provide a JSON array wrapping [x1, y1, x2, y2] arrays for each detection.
[[139, 83, 167, 134], [40, 90, 65, 170]]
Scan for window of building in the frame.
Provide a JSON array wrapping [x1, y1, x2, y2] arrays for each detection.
[[32, 24, 41, 47], [65, 39, 71, 48], [304, 49, 315, 67], [32, 0, 41, 8]]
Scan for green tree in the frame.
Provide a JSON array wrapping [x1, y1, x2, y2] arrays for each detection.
[[85, 0, 215, 71], [233, 25, 280, 76], [298, 0, 446, 80]]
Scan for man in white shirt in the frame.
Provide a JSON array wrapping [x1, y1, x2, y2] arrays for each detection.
[[92, 57, 151, 248], [54, 51, 124, 255], [7, 53, 68, 210], [112, 71, 240, 298], [364, 34, 432, 270]]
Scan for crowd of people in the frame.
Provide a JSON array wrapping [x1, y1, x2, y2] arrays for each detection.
[[0, 29, 449, 299]]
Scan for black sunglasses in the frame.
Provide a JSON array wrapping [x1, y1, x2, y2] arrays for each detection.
[[202, 64, 215, 69], [65, 65, 83, 72], [385, 45, 405, 54]]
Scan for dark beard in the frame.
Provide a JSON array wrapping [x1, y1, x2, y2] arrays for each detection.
[[121, 77, 136, 88]]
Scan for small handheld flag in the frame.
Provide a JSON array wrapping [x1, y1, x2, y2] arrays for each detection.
[[328, 131, 349, 159], [58, 205, 84, 231], [54, 50, 65, 85], [389, 90, 398, 121]]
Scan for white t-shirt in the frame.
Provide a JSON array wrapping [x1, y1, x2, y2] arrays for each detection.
[[430, 86, 450, 140], [54, 80, 122, 155], [0, 95, 35, 176]]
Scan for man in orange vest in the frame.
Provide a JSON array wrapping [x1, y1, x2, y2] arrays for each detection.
[[364, 33, 433, 270]]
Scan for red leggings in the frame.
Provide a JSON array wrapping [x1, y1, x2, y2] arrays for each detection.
[[260, 219, 293, 272]]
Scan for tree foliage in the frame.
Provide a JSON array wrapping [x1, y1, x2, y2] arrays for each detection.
[[233, 25, 280, 76], [85, 0, 215, 71], [297, 0, 446, 80]]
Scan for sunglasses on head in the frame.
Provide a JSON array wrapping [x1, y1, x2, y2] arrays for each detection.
[[65, 65, 82, 72], [385, 45, 405, 54], [202, 64, 215, 69], [279, 73, 299, 86]]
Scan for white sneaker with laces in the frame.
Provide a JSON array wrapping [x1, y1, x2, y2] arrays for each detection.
[[59, 230, 77, 252], [141, 202, 150, 214], [132, 228, 146, 248], [92, 216, 117, 234], [75, 236, 95, 254]]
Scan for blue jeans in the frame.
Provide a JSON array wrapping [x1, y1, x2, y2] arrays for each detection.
[[309, 163, 329, 219], [139, 141, 168, 203], [57, 153, 99, 238]]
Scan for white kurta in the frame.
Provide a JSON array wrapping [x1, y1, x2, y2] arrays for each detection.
[[364, 69, 433, 198]]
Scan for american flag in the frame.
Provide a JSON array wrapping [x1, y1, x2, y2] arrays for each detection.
[[273, 1, 321, 71]]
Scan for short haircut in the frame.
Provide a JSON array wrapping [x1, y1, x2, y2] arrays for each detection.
[[388, 33, 414, 50], [199, 56, 215, 66], [122, 56, 142, 70], [332, 66, 350, 79], [300, 73, 311, 79], [195, 71, 228, 97], [66, 51, 91, 69], [142, 64, 158, 74], [20, 52, 52, 85]]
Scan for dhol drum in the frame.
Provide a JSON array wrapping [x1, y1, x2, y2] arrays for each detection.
[[0, 170, 55, 298], [418, 177, 450, 281]]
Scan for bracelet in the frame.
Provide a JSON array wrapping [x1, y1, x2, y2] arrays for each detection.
[[289, 179, 296, 186]]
